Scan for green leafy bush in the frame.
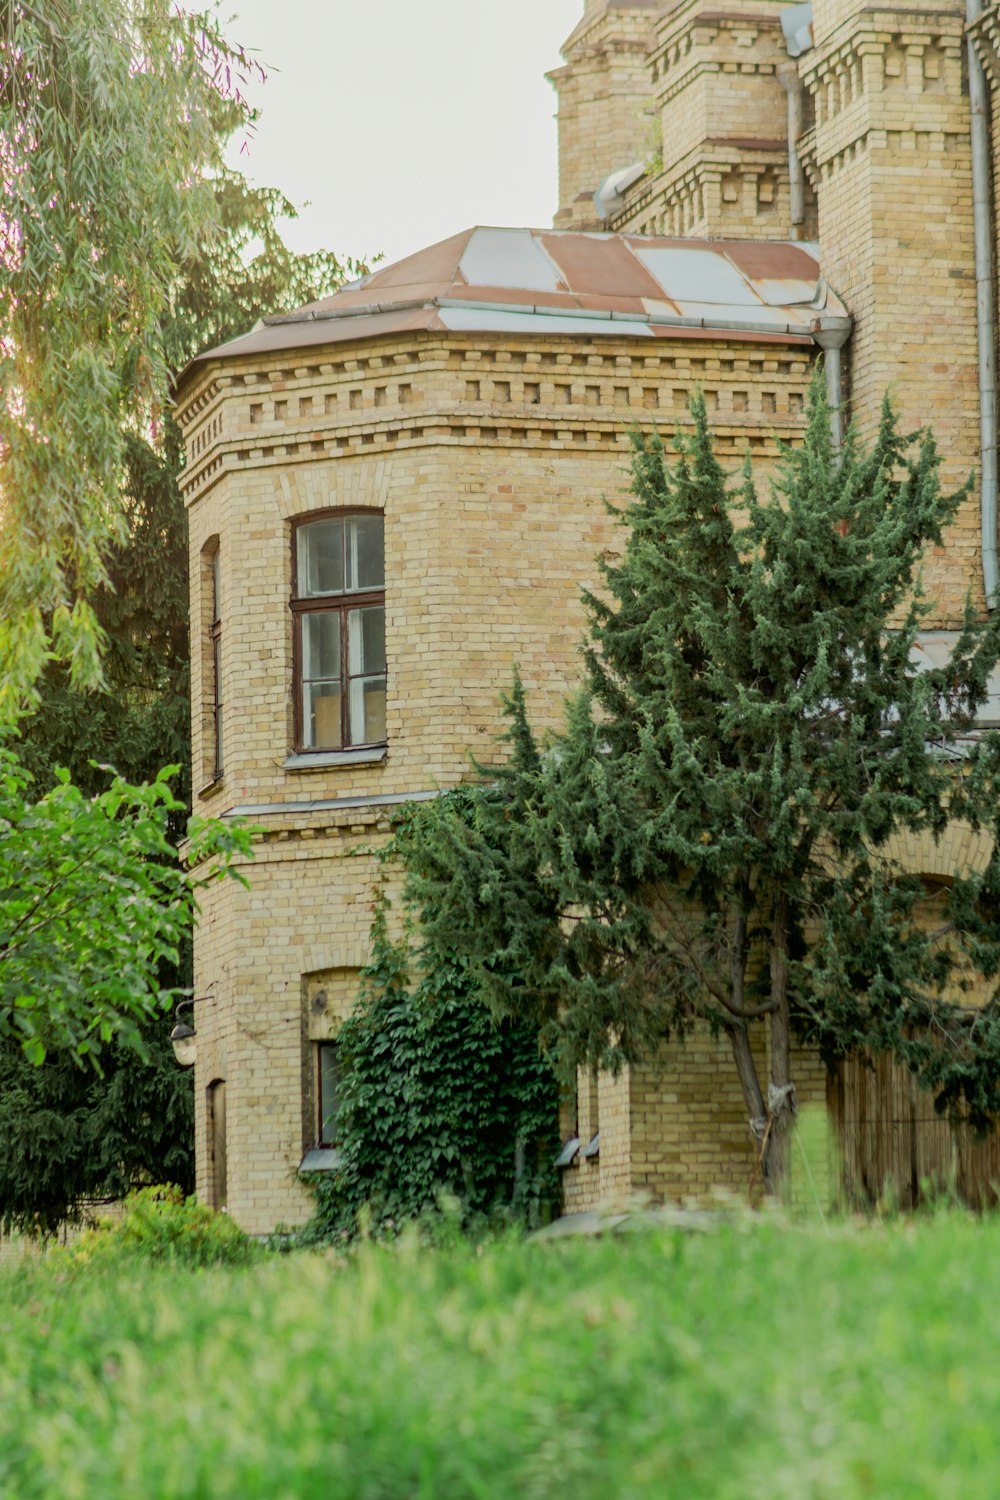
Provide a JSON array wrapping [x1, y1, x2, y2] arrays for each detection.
[[62, 1185, 257, 1268], [302, 898, 560, 1242]]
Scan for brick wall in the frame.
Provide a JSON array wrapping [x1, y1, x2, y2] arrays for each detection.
[[803, 0, 984, 615], [179, 326, 816, 1233], [550, 1, 661, 228], [553, 0, 988, 615]]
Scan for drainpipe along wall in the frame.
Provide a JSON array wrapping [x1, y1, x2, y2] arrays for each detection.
[[777, 63, 805, 241], [967, 0, 999, 608], [813, 322, 850, 451]]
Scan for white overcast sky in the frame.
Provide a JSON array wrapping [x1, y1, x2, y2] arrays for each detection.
[[221, 1, 583, 272]]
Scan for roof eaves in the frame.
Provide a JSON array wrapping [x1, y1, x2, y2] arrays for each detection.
[[262, 296, 437, 327]]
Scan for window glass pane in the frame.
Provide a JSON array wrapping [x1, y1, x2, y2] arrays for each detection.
[[348, 677, 387, 746], [213, 635, 223, 774], [347, 605, 385, 677], [298, 519, 344, 596], [319, 1044, 339, 1146], [304, 682, 342, 750], [345, 515, 384, 592], [302, 612, 341, 682], [211, 550, 221, 624]]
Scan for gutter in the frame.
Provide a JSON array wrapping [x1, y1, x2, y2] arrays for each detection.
[[967, 0, 999, 608], [256, 293, 845, 345]]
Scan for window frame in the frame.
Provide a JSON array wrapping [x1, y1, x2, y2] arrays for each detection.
[[290, 509, 387, 755], [210, 547, 223, 779], [316, 1041, 340, 1148]]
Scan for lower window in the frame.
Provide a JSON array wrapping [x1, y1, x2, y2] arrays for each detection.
[[317, 1042, 340, 1147]]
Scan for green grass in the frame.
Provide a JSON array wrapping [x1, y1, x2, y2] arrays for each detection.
[[1, 1214, 997, 1498]]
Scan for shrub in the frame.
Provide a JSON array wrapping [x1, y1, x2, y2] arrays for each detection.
[[62, 1184, 258, 1268], [301, 898, 561, 1244]]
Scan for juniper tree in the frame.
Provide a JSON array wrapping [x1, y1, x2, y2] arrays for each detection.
[[403, 377, 1000, 1195]]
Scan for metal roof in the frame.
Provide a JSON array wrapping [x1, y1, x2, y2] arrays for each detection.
[[192, 226, 850, 367]]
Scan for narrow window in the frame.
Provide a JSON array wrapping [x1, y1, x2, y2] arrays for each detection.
[[317, 1042, 340, 1147], [211, 548, 223, 777], [292, 512, 386, 752], [207, 1080, 227, 1210]]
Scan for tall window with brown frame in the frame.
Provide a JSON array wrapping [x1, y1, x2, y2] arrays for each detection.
[[210, 547, 223, 778], [317, 1041, 340, 1148], [291, 511, 386, 752]]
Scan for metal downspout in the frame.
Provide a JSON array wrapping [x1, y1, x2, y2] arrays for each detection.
[[967, 0, 999, 608], [777, 64, 806, 240], [812, 322, 851, 451]]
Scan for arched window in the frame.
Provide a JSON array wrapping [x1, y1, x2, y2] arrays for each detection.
[[291, 512, 386, 752], [206, 1079, 227, 1211]]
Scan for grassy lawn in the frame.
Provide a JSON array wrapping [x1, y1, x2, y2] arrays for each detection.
[[0, 1214, 996, 1498]]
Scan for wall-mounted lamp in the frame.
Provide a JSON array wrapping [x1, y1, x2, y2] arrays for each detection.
[[170, 996, 199, 1068]]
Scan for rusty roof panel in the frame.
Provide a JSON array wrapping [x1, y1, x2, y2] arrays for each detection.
[[571, 291, 657, 315], [442, 283, 576, 309], [719, 239, 819, 283], [197, 306, 440, 361], [298, 229, 473, 314], [539, 232, 665, 300], [720, 241, 822, 305], [313, 280, 450, 312]]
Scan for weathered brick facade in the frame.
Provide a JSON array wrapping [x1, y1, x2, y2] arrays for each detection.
[[177, 0, 999, 1232]]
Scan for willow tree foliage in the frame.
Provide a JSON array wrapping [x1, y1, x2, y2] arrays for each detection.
[[2, 150, 360, 1226], [0, 0, 263, 704], [403, 380, 1000, 1194], [17, 169, 362, 808]]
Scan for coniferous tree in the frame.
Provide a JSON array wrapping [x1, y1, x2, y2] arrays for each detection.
[[403, 378, 1000, 1194]]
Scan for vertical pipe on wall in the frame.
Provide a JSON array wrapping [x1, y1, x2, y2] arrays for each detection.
[[967, 0, 998, 607], [777, 63, 806, 240], [813, 323, 851, 451]]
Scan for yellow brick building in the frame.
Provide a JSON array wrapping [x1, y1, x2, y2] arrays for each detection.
[[177, 0, 1000, 1232]]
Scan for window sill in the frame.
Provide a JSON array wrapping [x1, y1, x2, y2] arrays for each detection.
[[284, 747, 387, 771], [555, 1136, 581, 1169], [299, 1148, 341, 1173], [197, 775, 225, 799]]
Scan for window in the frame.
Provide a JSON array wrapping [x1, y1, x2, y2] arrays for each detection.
[[210, 548, 223, 777], [207, 1079, 227, 1210], [292, 513, 386, 752], [317, 1042, 340, 1147]]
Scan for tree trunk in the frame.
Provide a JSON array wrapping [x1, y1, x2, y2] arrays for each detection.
[[764, 892, 795, 1198], [728, 1017, 766, 1140]]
